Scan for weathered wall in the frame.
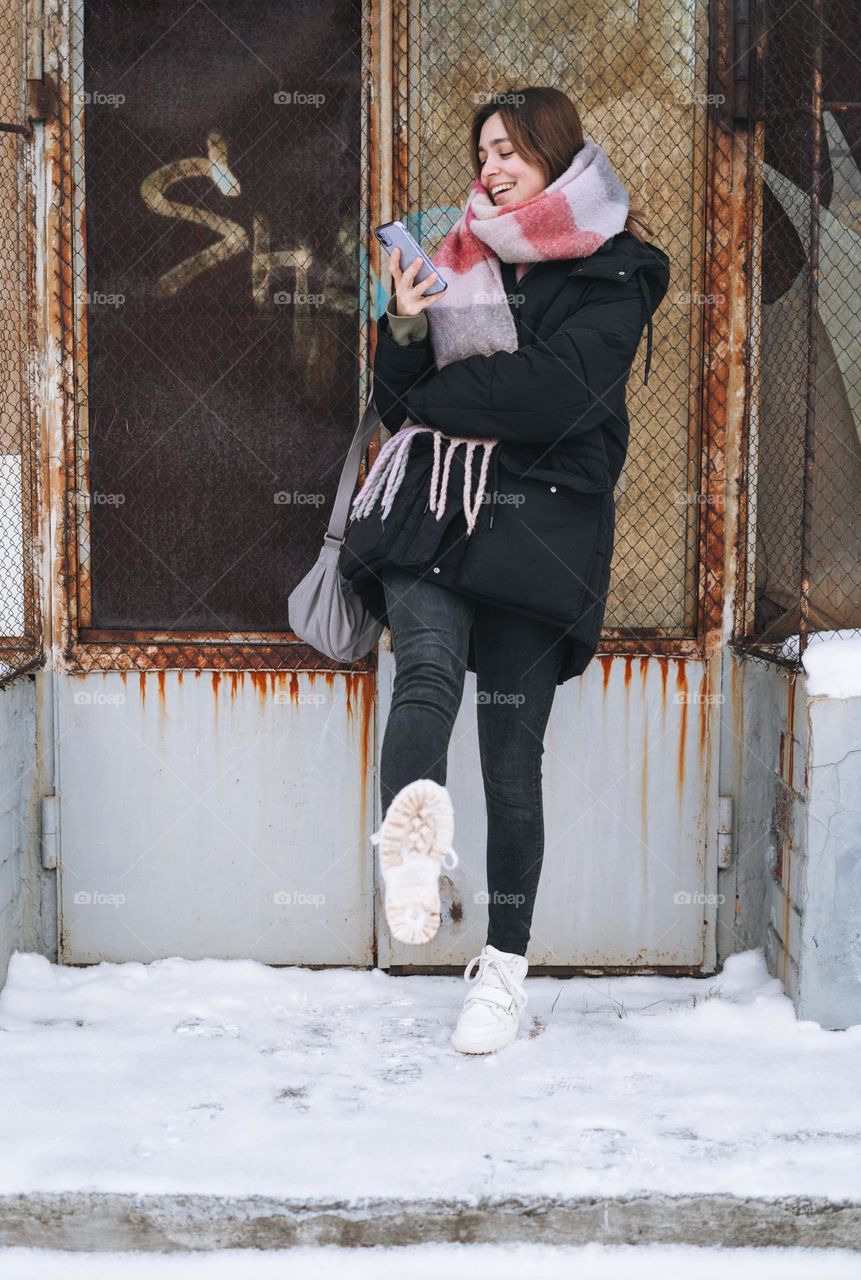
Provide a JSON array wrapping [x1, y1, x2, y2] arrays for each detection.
[[797, 694, 861, 1028], [721, 651, 861, 1029], [0, 676, 38, 986]]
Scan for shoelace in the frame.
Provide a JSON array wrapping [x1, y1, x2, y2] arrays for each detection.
[[463, 948, 528, 1011], [370, 831, 459, 871]]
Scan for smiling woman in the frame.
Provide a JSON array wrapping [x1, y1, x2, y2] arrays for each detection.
[[341, 86, 670, 1048], [478, 132, 546, 207], [344, 85, 669, 664]]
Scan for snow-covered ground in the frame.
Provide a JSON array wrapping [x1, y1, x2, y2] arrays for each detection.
[[0, 946, 859, 1203], [1, 1244, 861, 1279]]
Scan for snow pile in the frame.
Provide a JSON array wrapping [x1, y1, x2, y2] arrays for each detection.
[[0, 947, 859, 1201], [779, 629, 861, 698]]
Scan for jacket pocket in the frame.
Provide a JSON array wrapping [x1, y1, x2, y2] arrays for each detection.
[[455, 458, 608, 624]]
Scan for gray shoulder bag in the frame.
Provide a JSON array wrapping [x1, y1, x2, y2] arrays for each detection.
[[287, 395, 386, 662]]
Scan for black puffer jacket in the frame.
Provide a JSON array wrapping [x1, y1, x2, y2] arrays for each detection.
[[340, 230, 671, 684]]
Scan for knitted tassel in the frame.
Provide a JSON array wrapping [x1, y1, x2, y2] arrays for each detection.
[[350, 425, 433, 522], [351, 424, 498, 537]]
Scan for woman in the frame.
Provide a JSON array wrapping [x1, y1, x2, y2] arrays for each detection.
[[341, 86, 670, 1055]]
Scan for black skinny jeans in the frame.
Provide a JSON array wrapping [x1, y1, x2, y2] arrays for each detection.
[[379, 565, 565, 956]]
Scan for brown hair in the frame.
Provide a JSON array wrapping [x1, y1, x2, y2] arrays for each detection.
[[469, 86, 654, 242]]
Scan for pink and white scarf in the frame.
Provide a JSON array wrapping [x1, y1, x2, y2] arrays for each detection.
[[351, 139, 630, 534]]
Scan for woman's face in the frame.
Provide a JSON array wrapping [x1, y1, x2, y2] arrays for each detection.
[[477, 112, 546, 206]]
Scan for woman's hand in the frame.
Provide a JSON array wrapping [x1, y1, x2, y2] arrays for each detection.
[[391, 247, 444, 317]]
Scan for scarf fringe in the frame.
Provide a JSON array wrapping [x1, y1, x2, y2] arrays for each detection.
[[351, 427, 498, 536]]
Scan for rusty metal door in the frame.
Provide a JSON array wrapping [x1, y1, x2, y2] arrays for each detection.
[[38, 0, 742, 969], [40, 0, 377, 964]]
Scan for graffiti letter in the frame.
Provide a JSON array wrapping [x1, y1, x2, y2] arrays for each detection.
[[141, 129, 249, 298]]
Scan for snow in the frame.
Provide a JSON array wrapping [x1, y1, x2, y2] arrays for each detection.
[[1, 1245, 861, 1280], [778, 630, 861, 698], [1, 946, 860, 1203]]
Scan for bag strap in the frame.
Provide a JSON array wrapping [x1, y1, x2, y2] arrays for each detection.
[[324, 392, 383, 548]]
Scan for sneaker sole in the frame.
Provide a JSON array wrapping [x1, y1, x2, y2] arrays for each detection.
[[450, 1020, 521, 1055], [374, 779, 455, 945]]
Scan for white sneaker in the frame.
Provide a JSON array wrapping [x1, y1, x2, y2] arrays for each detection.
[[371, 779, 458, 945], [450, 944, 529, 1054]]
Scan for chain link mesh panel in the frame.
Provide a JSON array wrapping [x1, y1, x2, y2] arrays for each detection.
[[400, 0, 710, 634], [739, 0, 861, 666], [61, 0, 368, 672], [0, 0, 40, 687], [54, 0, 730, 673]]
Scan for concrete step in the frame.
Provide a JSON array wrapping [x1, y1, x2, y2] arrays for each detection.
[[1, 1192, 860, 1252]]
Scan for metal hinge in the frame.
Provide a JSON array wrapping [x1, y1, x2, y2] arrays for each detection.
[[717, 794, 734, 869], [41, 794, 59, 870]]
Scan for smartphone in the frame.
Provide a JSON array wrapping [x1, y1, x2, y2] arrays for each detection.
[[374, 220, 447, 295]]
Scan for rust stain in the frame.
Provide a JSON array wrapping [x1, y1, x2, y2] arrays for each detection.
[[138, 672, 146, 706], [599, 655, 613, 690], [120, 671, 127, 690], [639, 656, 649, 684], [249, 671, 269, 707], [211, 671, 221, 699], [177, 670, 183, 687], [675, 659, 688, 801], [157, 670, 166, 712], [657, 657, 669, 709], [623, 655, 633, 689], [343, 672, 376, 838]]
